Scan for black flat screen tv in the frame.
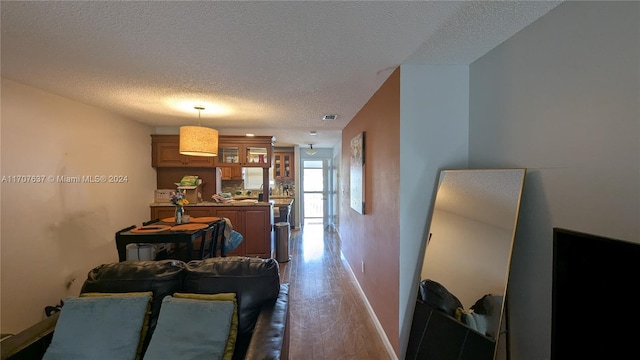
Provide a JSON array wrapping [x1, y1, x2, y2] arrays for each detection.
[[552, 227, 640, 359]]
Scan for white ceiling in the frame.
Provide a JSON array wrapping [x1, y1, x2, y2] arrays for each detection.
[[1, 1, 561, 148]]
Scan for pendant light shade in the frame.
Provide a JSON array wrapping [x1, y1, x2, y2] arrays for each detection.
[[179, 126, 218, 156], [304, 144, 317, 156], [179, 106, 219, 157]]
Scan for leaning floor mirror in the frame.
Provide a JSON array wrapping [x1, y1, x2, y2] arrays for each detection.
[[406, 168, 526, 360]]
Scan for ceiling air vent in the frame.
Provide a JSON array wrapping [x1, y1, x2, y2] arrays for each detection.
[[322, 114, 337, 121]]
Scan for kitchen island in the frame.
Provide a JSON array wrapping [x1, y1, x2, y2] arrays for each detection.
[[150, 201, 273, 258]]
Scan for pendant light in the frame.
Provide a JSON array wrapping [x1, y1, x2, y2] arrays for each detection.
[[304, 144, 317, 156], [179, 106, 218, 157]]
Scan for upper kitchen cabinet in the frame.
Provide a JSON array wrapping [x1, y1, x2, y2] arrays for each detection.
[[220, 166, 243, 180], [215, 135, 273, 168], [151, 135, 215, 168], [273, 151, 294, 180]]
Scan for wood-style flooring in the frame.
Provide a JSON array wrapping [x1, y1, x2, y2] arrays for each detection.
[[278, 221, 393, 360]]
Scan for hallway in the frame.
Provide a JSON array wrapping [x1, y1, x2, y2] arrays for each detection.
[[278, 222, 393, 360]]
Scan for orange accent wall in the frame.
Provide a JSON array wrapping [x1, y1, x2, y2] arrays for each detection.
[[340, 68, 400, 353]]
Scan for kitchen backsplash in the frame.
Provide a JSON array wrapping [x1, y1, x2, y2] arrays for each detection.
[[273, 180, 294, 196], [220, 179, 294, 197]]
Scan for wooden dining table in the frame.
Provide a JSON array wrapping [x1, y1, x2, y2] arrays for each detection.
[[115, 216, 222, 262]]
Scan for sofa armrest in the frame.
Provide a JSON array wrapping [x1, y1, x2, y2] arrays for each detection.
[[1, 313, 58, 360], [244, 284, 290, 360]]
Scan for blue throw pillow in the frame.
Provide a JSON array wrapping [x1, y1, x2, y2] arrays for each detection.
[[143, 296, 234, 360], [43, 293, 151, 360]]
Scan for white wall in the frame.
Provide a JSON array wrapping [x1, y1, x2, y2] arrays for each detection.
[[469, 2, 639, 359], [398, 65, 469, 357], [0, 79, 156, 333]]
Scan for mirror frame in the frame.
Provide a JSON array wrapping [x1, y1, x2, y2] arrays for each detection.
[[416, 168, 526, 358]]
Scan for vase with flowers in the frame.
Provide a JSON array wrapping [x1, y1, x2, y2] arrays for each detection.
[[170, 190, 189, 224]]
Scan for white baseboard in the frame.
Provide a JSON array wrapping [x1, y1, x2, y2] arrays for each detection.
[[341, 251, 399, 360]]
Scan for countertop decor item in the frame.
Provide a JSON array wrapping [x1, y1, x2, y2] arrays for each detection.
[[171, 189, 189, 224], [174, 206, 184, 224]]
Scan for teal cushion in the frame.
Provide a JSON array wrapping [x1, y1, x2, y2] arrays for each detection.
[[143, 296, 234, 359], [43, 293, 151, 360]]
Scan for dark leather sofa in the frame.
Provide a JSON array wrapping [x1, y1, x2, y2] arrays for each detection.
[[1, 257, 289, 360]]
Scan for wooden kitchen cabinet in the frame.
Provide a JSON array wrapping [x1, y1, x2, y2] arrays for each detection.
[[184, 208, 213, 218], [149, 205, 272, 258], [215, 136, 273, 168], [151, 135, 215, 168], [273, 152, 294, 180], [151, 135, 272, 168], [150, 206, 213, 221], [242, 207, 271, 257], [151, 206, 178, 220], [214, 207, 245, 256], [213, 206, 272, 258], [220, 167, 243, 180]]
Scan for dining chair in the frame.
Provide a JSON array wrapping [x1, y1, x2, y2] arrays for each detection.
[[115, 225, 136, 262], [191, 221, 222, 260], [115, 225, 136, 251], [209, 219, 227, 258], [116, 225, 136, 236]]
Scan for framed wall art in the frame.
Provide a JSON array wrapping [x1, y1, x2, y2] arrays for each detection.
[[350, 131, 365, 214]]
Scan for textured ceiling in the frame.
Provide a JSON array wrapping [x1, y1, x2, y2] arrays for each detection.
[[1, 1, 561, 148]]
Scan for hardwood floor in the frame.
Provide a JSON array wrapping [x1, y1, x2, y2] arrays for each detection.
[[278, 221, 393, 360]]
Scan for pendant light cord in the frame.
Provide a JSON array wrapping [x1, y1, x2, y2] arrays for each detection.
[[195, 106, 204, 126]]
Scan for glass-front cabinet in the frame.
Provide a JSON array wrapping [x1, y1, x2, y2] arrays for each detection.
[[246, 146, 269, 165], [215, 136, 273, 168], [273, 151, 294, 180], [218, 146, 240, 165]]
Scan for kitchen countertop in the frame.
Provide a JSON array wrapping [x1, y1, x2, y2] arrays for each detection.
[[151, 196, 293, 207], [232, 195, 294, 200], [150, 201, 271, 207], [271, 199, 294, 206]]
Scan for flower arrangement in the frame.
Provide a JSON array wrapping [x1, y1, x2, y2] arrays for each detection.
[[171, 190, 189, 207]]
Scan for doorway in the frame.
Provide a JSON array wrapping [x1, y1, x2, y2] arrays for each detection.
[[301, 159, 326, 228]]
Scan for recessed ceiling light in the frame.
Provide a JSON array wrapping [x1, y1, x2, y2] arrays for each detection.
[[322, 114, 337, 121], [310, 130, 317, 136]]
